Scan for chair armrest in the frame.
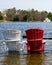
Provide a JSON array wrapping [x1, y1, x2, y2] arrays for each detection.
[[42, 40, 46, 44], [18, 40, 27, 51]]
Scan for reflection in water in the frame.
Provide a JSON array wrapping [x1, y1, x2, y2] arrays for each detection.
[[0, 52, 52, 65], [19, 54, 27, 65], [0, 52, 44, 65], [26, 54, 44, 65]]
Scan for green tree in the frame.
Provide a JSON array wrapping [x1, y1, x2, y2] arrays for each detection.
[[0, 11, 3, 20], [6, 7, 16, 21], [29, 16, 33, 21], [17, 10, 28, 21], [33, 11, 41, 21], [3, 8, 49, 22], [13, 15, 19, 21], [41, 11, 48, 21], [23, 15, 28, 21], [47, 12, 52, 21]]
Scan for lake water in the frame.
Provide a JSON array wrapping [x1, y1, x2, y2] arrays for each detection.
[[0, 22, 52, 65], [0, 22, 52, 38], [0, 52, 52, 65]]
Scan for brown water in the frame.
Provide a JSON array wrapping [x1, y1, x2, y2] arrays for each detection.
[[0, 52, 52, 65]]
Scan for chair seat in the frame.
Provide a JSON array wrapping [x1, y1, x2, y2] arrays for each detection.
[[28, 38, 42, 42]]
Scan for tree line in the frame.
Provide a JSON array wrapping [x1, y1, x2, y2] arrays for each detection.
[[0, 7, 52, 22]]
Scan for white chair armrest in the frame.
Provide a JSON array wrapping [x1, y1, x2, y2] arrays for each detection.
[[42, 40, 46, 44]]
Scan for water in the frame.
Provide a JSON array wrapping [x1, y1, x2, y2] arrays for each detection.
[[0, 53, 44, 65], [0, 22, 52, 65], [0, 22, 52, 38], [0, 52, 52, 65]]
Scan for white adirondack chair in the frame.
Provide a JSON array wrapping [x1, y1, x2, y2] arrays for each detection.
[[2, 29, 27, 54]]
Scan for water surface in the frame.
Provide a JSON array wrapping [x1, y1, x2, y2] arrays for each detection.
[[0, 22, 52, 65], [0, 52, 52, 65]]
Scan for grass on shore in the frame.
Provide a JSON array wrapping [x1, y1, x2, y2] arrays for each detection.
[[0, 20, 7, 22]]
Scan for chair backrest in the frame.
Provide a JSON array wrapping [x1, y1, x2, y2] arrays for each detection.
[[26, 28, 44, 41], [3, 29, 21, 41]]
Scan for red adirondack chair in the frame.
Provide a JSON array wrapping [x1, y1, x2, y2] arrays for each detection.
[[26, 28, 46, 53]]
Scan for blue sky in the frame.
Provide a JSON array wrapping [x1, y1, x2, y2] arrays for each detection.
[[0, 0, 52, 12]]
